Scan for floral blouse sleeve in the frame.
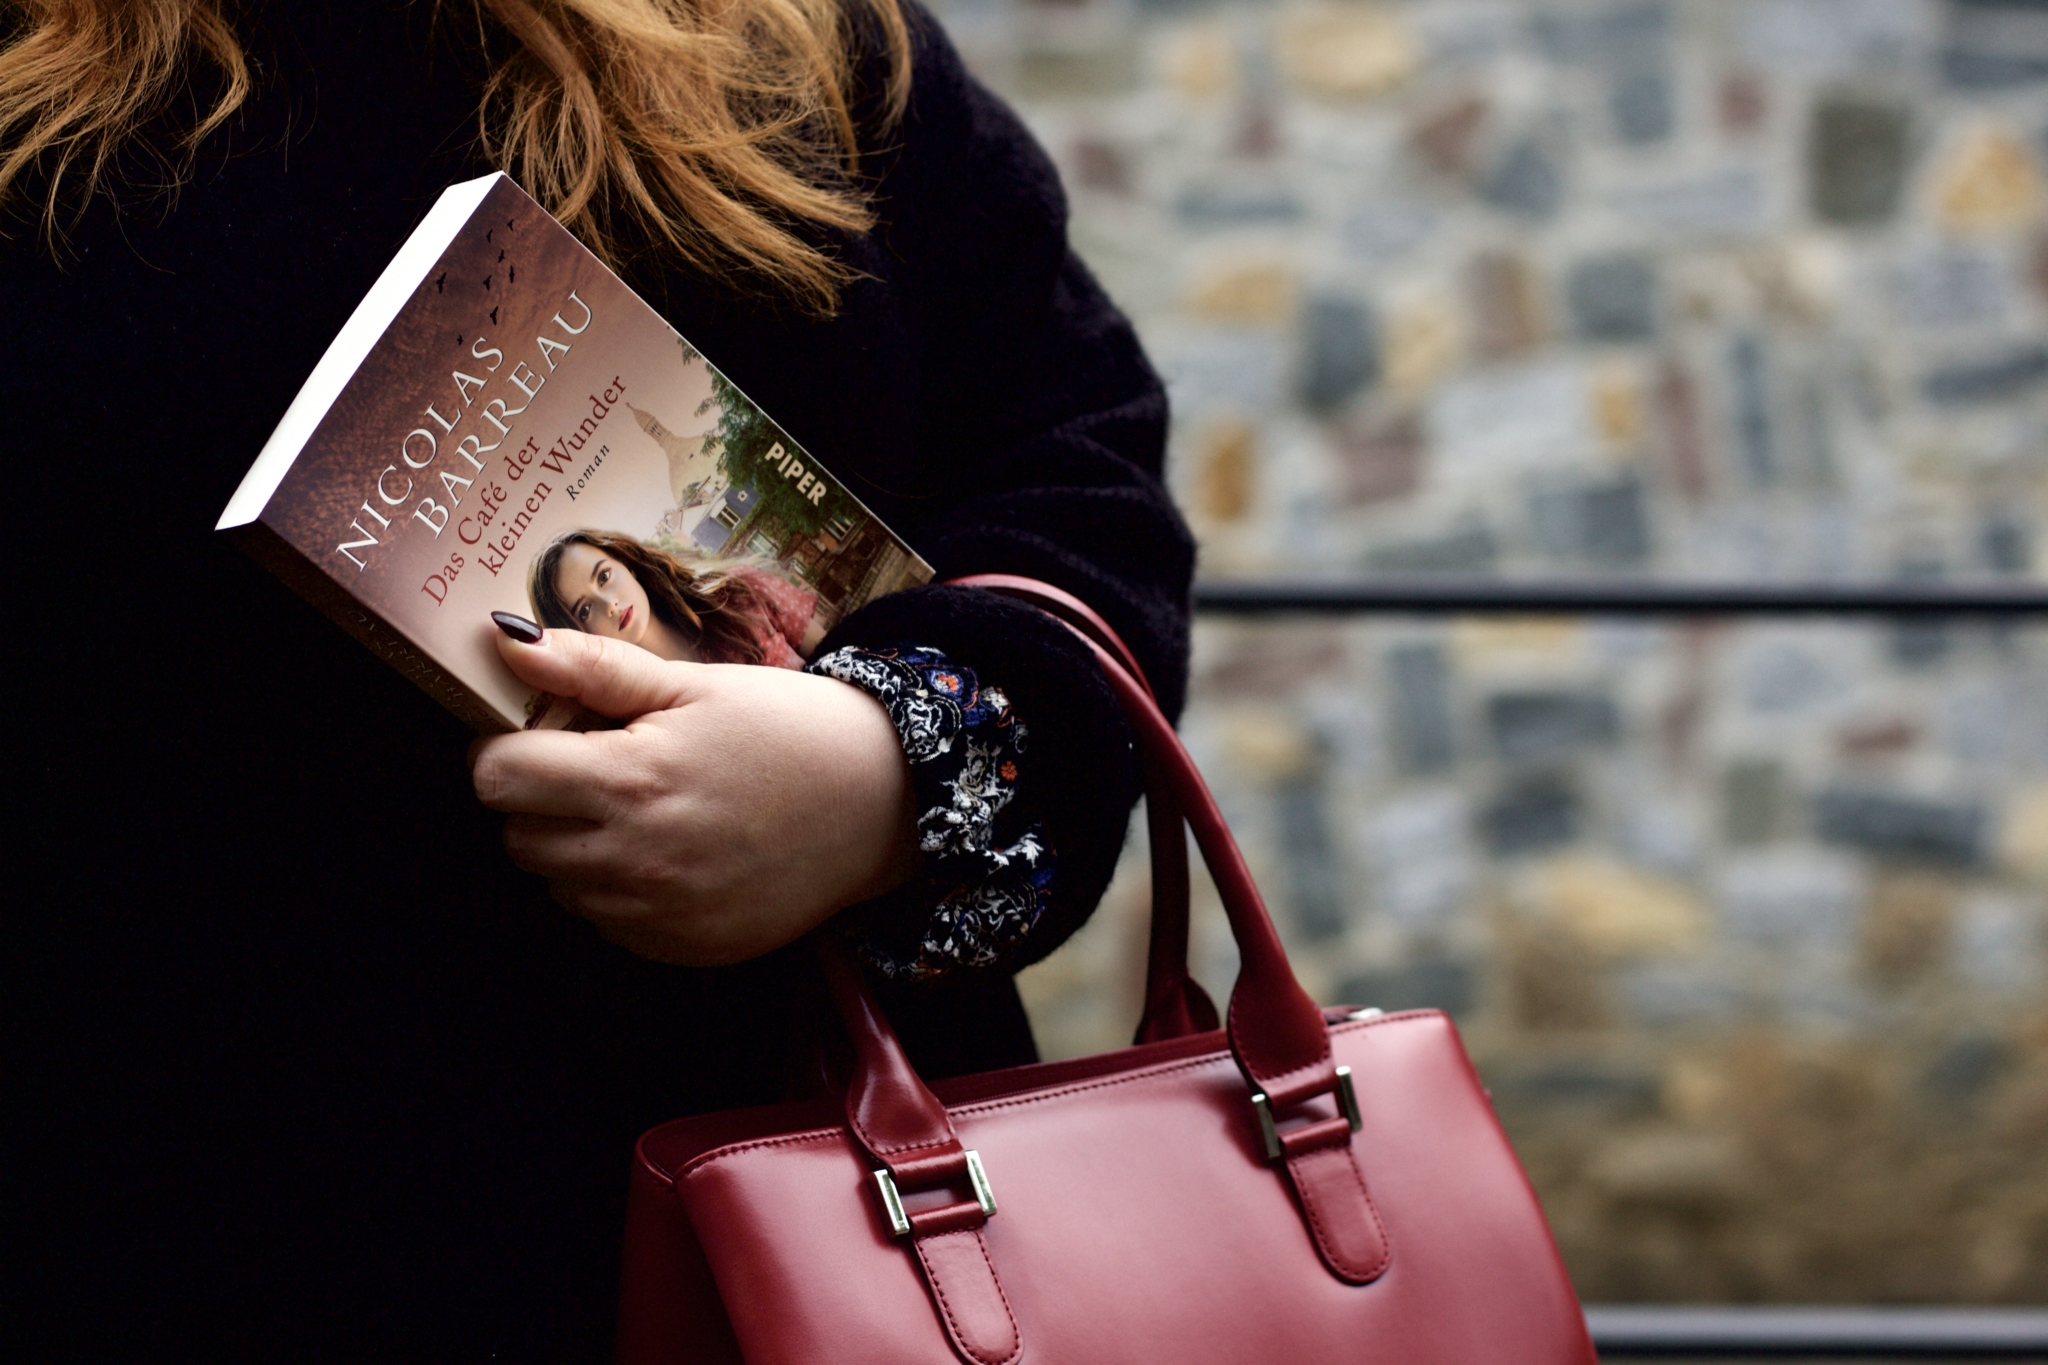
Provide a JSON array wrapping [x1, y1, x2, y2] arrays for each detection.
[[805, 645, 1053, 981]]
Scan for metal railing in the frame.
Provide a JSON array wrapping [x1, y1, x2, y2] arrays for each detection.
[[1191, 577, 2048, 1359], [1587, 1307, 2048, 1358], [1192, 577, 2048, 616]]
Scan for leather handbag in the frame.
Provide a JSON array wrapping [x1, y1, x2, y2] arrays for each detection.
[[617, 575, 1596, 1365]]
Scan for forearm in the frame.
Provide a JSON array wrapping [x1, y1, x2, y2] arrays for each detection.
[[810, 587, 1145, 977], [809, 643, 1051, 979]]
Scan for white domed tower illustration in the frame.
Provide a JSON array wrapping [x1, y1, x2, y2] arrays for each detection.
[[630, 403, 719, 506]]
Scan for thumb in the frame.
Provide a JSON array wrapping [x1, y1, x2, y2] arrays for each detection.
[[492, 620, 694, 720]]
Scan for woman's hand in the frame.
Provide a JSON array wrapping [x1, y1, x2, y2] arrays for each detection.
[[469, 627, 918, 965]]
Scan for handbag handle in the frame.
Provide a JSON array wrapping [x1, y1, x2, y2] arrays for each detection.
[[815, 577, 1392, 1309], [815, 581, 1392, 1301], [818, 578, 1384, 1295], [939, 574, 1217, 1043]]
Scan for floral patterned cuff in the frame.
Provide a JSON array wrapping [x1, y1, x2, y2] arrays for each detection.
[[805, 645, 1055, 981]]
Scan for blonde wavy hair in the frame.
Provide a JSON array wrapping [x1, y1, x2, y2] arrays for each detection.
[[0, 0, 912, 313]]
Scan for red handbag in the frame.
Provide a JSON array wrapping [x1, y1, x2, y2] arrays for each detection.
[[617, 576, 1596, 1365]]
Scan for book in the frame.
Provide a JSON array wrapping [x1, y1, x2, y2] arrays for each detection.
[[219, 173, 934, 732]]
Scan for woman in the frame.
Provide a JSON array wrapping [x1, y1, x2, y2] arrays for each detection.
[[4, 1, 1191, 1359], [527, 529, 827, 667]]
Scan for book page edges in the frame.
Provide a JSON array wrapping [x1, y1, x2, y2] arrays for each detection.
[[222, 519, 517, 735], [215, 172, 506, 531]]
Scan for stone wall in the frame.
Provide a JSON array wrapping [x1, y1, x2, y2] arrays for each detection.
[[945, 0, 2048, 1304]]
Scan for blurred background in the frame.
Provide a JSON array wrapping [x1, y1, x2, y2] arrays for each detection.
[[933, 0, 2048, 1309]]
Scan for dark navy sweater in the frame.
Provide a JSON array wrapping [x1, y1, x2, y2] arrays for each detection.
[[4, 4, 1190, 1358]]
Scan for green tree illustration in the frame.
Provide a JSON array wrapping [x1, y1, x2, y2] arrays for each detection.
[[696, 368, 829, 540]]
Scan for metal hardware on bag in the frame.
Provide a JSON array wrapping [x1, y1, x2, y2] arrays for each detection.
[[1251, 1067, 1362, 1163], [873, 1150, 998, 1238], [1347, 1008, 1384, 1021], [873, 1168, 911, 1237], [1334, 1065, 1363, 1131], [965, 1150, 998, 1218]]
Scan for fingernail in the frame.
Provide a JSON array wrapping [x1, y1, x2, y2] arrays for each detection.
[[492, 611, 544, 644]]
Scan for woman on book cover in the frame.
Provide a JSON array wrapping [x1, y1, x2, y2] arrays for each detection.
[[6, 1, 1193, 1358], [528, 529, 826, 668]]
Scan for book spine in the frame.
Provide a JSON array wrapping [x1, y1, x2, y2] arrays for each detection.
[[223, 521, 515, 735]]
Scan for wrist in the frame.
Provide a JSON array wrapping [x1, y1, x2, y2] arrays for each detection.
[[806, 644, 1055, 981], [838, 682, 922, 904]]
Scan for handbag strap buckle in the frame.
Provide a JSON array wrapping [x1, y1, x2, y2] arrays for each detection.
[[874, 1149, 998, 1238], [1251, 1066, 1361, 1163]]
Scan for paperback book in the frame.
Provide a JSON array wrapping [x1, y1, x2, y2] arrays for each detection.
[[219, 172, 932, 732]]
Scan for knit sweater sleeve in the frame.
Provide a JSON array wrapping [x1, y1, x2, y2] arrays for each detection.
[[814, 6, 1194, 977]]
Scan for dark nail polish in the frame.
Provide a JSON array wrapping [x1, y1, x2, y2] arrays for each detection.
[[492, 611, 543, 644]]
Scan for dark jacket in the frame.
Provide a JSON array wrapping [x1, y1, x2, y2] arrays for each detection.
[[4, 3, 1190, 1360]]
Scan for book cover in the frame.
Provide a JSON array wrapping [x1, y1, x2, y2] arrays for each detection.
[[219, 173, 933, 732]]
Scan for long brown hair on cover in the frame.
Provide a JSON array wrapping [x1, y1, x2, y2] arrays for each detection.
[[0, 0, 910, 314], [528, 527, 782, 665]]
